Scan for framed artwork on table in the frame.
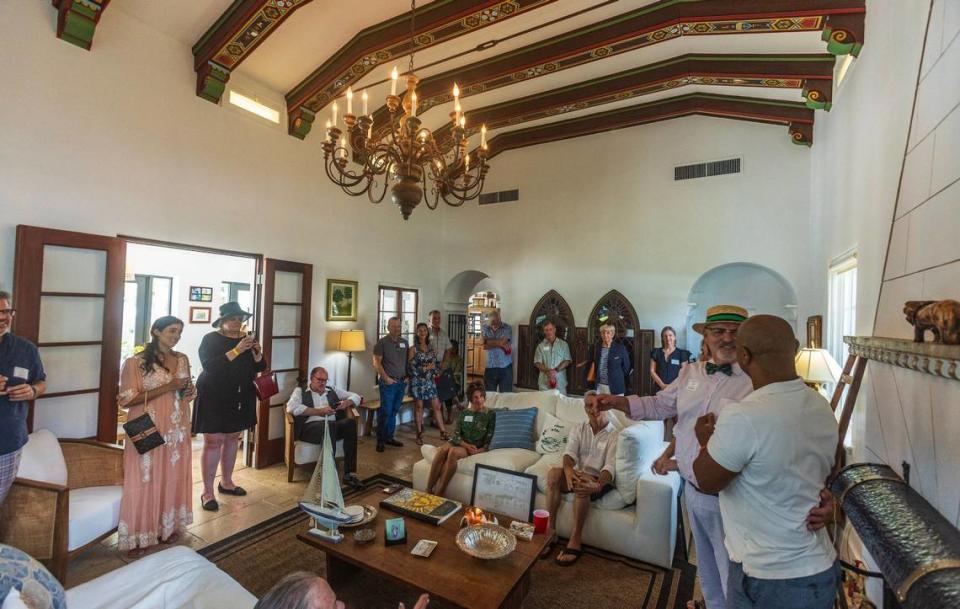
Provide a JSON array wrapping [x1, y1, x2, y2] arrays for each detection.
[[470, 464, 538, 523], [326, 279, 358, 321], [189, 306, 212, 324], [189, 286, 213, 302]]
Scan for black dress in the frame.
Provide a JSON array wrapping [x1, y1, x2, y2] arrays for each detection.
[[192, 332, 268, 434]]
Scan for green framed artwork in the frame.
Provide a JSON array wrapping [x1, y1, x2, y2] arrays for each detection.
[[326, 279, 358, 321]]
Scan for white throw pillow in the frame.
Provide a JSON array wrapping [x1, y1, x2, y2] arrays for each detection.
[[553, 394, 587, 424], [16, 430, 67, 486], [613, 423, 655, 506], [2, 588, 27, 609], [535, 412, 572, 455]]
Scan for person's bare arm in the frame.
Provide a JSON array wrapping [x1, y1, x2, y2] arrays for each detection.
[[2, 379, 47, 401], [373, 353, 395, 384]]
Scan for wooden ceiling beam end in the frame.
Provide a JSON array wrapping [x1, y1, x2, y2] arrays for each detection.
[[52, 0, 110, 51], [822, 13, 865, 56]]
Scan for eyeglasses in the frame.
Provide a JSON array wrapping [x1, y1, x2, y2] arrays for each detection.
[[312, 376, 329, 382], [0, 309, 15, 317], [706, 327, 738, 338]]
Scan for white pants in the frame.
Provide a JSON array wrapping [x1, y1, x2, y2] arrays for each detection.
[[686, 482, 729, 609]]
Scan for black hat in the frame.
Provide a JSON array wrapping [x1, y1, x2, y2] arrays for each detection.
[[212, 301, 252, 328]]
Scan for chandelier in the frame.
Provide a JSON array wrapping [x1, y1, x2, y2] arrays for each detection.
[[320, 0, 490, 220]]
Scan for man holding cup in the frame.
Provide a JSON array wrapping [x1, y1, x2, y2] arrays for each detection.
[[0, 290, 47, 506], [533, 319, 572, 394]]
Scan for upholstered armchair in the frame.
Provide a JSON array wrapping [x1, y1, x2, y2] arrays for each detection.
[[0, 429, 124, 582]]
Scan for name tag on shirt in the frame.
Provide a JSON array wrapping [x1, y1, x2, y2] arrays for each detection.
[[670, 359, 680, 365], [13, 367, 30, 380], [685, 379, 700, 392], [464, 415, 474, 423]]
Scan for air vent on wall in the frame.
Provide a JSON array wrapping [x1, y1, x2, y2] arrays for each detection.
[[674, 157, 741, 181], [479, 189, 520, 205]]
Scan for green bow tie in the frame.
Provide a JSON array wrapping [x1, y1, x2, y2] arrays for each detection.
[[706, 362, 733, 376]]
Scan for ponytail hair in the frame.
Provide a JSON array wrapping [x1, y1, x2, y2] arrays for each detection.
[[140, 315, 184, 373]]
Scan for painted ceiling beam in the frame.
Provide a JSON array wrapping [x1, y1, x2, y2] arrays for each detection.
[[52, 0, 110, 50], [368, 0, 864, 134], [433, 53, 835, 149], [192, 0, 315, 104], [479, 92, 816, 160], [285, 0, 559, 139]]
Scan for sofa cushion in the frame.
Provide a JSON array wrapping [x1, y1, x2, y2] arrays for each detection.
[[17, 430, 67, 486], [293, 439, 344, 465], [554, 394, 588, 425], [524, 452, 563, 493], [489, 408, 537, 451], [456, 449, 541, 476], [68, 486, 122, 551], [0, 544, 66, 609], [614, 422, 662, 506], [485, 391, 557, 434], [535, 412, 573, 455]]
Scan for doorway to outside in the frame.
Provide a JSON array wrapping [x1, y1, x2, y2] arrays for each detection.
[[119, 242, 259, 463]]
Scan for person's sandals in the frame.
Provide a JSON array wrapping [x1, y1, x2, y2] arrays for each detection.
[[415, 432, 424, 446], [162, 532, 180, 545], [218, 483, 247, 496], [201, 496, 219, 511], [555, 547, 582, 567], [538, 534, 557, 560], [126, 547, 148, 559]]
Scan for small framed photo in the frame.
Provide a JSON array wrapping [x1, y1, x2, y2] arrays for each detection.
[[189, 286, 213, 302], [384, 517, 407, 546], [326, 279, 358, 321], [189, 306, 212, 324]]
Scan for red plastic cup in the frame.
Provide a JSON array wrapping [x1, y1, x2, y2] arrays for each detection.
[[502, 346, 512, 355], [549, 378, 557, 389], [533, 509, 549, 534]]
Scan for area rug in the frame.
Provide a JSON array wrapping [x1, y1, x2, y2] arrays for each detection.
[[200, 474, 696, 609]]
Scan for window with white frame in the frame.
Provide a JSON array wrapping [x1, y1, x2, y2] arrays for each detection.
[[827, 253, 857, 367]]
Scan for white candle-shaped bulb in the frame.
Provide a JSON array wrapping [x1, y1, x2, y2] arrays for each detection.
[[390, 67, 398, 96], [481, 124, 487, 148], [332, 100, 338, 125], [325, 120, 331, 130], [346, 87, 353, 115], [453, 82, 460, 101], [464, 154, 470, 171], [361, 90, 368, 116], [340, 136, 346, 159], [459, 115, 466, 129], [368, 123, 372, 139], [411, 91, 417, 117]]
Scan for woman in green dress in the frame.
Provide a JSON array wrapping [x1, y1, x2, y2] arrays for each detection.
[[425, 382, 495, 497]]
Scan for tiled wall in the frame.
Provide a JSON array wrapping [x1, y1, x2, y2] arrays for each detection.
[[867, 0, 960, 525]]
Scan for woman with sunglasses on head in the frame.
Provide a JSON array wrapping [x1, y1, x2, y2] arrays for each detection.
[[192, 302, 266, 512], [117, 315, 194, 557]]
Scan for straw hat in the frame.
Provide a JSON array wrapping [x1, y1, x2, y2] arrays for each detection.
[[692, 304, 749, 334]]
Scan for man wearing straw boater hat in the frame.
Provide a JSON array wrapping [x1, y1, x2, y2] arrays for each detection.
[[598, 305, 752, 609]]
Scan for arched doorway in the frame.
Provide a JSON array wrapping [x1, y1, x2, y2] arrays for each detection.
[[441, 270, 502, 388], [685, 263, 799, 356], [517, 290, 576, 389], [585, 290, 656, 396]]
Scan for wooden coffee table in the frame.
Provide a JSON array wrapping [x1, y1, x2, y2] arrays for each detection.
[[297, 487, 552, 609]]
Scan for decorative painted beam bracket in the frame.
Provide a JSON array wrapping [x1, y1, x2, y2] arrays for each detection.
[[53, 0, 110, 50], [803, 80, 833, 111], [196, 62, 231, 104], [822, 13, 865, 56], [289, 107, 316, 139], [789, 121, 814, 146]]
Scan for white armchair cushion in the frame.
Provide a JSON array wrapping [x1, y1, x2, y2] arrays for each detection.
[[293, 440, 344, 465], [17, 430, 67, 486], [452, 448, 540, 476], [68, 486, 122, 551], [614, 422, 665, 506], [524, 453, 563, 493]]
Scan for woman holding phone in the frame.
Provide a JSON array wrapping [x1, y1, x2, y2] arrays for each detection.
[[192, 302, 266, 511], [117, 315, 194, 556]]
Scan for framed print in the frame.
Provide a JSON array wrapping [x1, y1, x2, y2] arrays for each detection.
[[326, 279, 358, 321], [189, 306, 212, 324], [384, 517, 407, 546], [470, 464, 538, 523], [189, 286, 213, 302]]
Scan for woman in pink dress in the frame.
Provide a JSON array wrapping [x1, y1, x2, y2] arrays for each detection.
[[117, 315, 195, 557]]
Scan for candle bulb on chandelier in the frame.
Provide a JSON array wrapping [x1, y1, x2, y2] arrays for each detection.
[[452, 82, 460, 123], [346, 87, 353, 115], [459, 115, 466, 129], [390, 66, 398, 96], [331, 100, 338, 126], [464, 154, 470, 172], [411, 91, 417, 117], [339, 136, 347, 160], [362, 90, 368, 116], [481, 124, 487, 148]]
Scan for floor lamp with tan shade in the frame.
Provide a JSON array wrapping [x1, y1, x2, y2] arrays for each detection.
[[338, 329, 366, 391]]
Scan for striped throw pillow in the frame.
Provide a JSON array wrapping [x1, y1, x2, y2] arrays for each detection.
[[488, 407, 538, 451]]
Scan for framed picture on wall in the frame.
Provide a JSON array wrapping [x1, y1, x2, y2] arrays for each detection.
[[189, 286, 213, 302], [326, 279, 358, 321], [189, 306, 212, 324]]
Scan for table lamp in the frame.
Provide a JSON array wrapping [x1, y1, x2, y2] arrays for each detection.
[[795, 347, 842, 391], [338, 329, 366, 391]]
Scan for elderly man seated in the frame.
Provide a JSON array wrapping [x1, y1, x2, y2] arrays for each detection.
[[544, 391, 619, 566], [287, 366, 363, 488]]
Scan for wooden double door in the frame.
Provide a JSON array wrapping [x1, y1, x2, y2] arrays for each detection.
[[12, 225, 310, 468]]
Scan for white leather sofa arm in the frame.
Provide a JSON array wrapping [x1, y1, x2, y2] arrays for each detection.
[[632, 469, 682, 567]]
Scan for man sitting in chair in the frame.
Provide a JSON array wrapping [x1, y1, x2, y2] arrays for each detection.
[[544, 391, 618, 566], [287, 366, 363, 488]]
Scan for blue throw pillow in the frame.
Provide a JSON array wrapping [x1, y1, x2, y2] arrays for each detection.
[[488, 407, 538, 451], [0, 544, 66, 609]]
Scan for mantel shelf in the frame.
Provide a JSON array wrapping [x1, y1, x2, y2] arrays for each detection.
[[844, 336, 960, 382]]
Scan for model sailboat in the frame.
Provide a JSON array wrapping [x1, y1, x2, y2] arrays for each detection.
[[299, 419, 363, 542]]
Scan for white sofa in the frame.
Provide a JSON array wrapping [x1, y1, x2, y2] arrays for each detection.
[[411, 390, 682, 568], [66, 546, 256, 609]]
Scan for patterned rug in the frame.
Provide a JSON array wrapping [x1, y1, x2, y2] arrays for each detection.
[[200, 474, 696, 609]]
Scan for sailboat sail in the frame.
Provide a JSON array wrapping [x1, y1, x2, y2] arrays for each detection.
[[302, 418, 344, 510]]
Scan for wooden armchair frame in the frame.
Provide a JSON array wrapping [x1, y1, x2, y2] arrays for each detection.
[[0, 439, 123, 582]]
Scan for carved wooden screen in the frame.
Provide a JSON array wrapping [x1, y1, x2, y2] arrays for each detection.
[[586, 290, 656, 396], [518, 290, 576, 390]]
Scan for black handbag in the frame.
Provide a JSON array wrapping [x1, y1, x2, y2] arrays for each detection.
[[123, 411, 165, 454], [436, 369, 457, 402]]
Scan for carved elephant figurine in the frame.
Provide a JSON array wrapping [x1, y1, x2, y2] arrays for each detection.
[[903, 300, 960, 344]]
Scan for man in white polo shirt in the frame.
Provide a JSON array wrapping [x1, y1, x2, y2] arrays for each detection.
[[693, 315, 839, 609]]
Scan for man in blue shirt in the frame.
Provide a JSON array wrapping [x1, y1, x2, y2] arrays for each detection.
[[0, 291, 47, 505], [482, 310, 513, 392]]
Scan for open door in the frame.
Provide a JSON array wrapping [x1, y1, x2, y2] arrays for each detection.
[[255, 258, 312, 468], [12, 226, 125, 442]]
